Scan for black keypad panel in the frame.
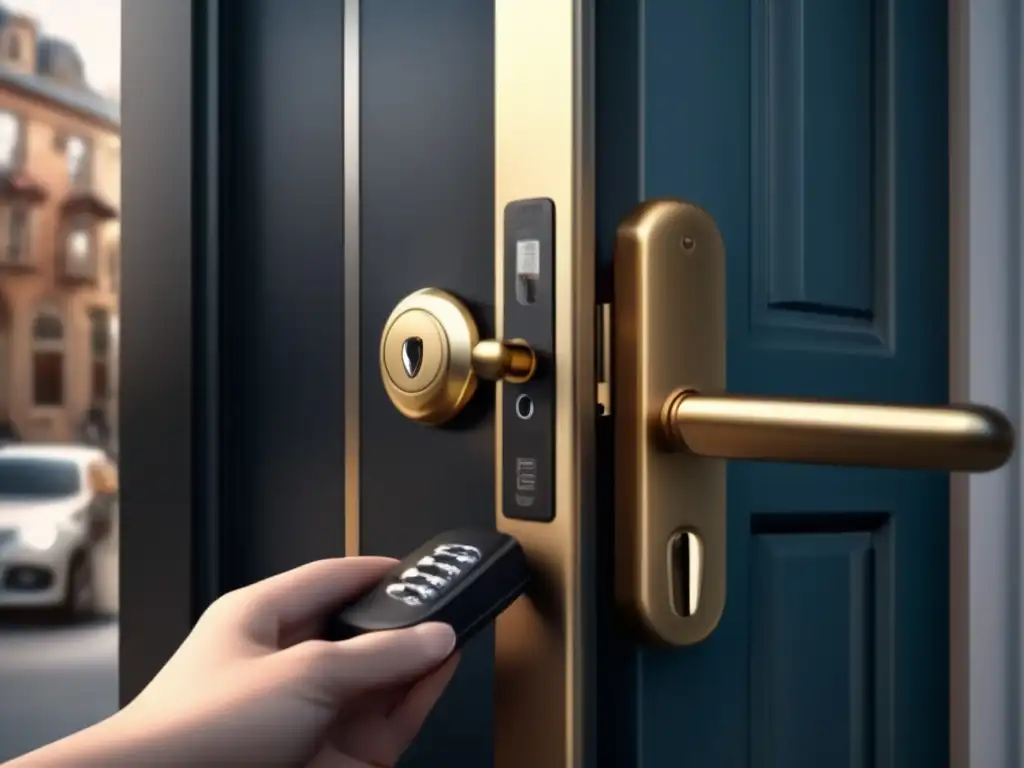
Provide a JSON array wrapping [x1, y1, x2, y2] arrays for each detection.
[[384, 543, 483, 606]]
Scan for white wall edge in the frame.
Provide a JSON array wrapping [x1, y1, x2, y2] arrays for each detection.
[[949, 1, 1023, 765]]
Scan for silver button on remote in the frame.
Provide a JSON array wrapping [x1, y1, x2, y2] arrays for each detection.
[[385, 583, 423, 606], [435, 544, 482, 562], [401, 567, 447, 589], [382, 542, 487, 606], [418, 555, 460, 577]]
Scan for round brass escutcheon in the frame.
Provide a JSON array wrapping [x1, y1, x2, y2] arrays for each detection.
[[379, 288, 480, 425]]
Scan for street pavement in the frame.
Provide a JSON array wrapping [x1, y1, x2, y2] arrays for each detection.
[[0, 516, 121, 762], [0, 617, 119, 761]]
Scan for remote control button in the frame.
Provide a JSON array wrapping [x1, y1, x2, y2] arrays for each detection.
[[382, 542, 486, 608], [402, 582, 438, 600], [435, 543, 482, 563], [418, 556, 461, 577], [401, 568, 448, 589], [434, 551, 476, 566], [385, 583, 424, 606]]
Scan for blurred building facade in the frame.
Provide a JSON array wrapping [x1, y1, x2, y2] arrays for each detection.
[[0, 7, 120, 450]]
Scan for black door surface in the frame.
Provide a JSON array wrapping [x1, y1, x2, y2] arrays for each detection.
[[122, 2, 1013, 767], [124, 2, 510, 765]]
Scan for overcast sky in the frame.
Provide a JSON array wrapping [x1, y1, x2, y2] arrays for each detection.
[[4, 0, 120, 100]]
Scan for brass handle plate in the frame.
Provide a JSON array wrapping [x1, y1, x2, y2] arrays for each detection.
[[379, 288, 536, 425], [613, 199, 1016, 648], [614, 200, 727, 647]]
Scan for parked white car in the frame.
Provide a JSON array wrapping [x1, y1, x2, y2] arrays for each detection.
[[0, 444, 118, 620]]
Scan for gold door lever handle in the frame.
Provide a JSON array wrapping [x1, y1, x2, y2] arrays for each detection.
[[661, 390, 1014, 473], [614, 198, 1018, 649], [379, 288, 536, 425]]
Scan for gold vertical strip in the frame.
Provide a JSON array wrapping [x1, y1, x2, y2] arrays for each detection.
[[494, 2, 595, 767], [343, 0, 361, 556]]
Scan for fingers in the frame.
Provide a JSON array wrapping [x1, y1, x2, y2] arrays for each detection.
[[223, 557, 397, 646], [313, 654, 461, 768], [291, 623, 456, 706], [387, 652, 461, 746]]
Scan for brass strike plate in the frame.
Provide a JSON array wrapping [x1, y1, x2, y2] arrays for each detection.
[[613, 199, 727, 647]]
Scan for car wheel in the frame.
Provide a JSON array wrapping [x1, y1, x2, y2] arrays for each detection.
[[61, 552, 96, 622]]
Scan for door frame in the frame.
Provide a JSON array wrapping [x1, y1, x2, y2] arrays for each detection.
[[948, 1, 1023, 765], [120, 0, 210, 702], [119, 1, 1022, 765]]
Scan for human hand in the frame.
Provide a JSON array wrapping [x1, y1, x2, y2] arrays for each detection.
[[17, 557, 459, 768]]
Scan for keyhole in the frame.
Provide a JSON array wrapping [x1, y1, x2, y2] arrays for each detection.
[[669, 530, 704, 617], [401, 336, 424, 378]]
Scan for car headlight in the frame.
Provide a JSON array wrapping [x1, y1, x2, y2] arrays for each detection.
[[19, 522, 59, 550]]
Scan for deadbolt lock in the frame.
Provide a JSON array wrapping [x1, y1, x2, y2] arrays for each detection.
[[379, 288, 536, 425]]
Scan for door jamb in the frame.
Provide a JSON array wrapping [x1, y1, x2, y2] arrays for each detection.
[[949, 1, 1023, 765], [120, 0, 204, 706]]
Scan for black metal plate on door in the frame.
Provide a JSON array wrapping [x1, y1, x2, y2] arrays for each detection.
[[502, 198, 555, 523]]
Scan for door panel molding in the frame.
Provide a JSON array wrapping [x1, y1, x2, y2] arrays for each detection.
[[493, 1, 596, 766], [216, 0, 349, 584], [352, 2, 498, 764]]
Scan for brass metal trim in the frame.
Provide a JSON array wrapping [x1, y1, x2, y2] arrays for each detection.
[[494, 0, 594, 766], [663, 390, 1015, 472], [343, 0, 361, 557], [613, 199, 727, 648], [472, 338, 537, 383]]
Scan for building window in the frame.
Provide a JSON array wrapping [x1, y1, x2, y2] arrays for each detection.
[[0, 206, 28, 264], [65, 136, 89, 185], [7, 33, 20, 62], [66, 227, 93, 272], [32, 306, 64, 407], [0, 111, 20, 169], [89, 308, 111, 402]]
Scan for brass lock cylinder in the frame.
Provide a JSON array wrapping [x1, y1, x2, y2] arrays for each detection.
[[380, 288, 536, 425], [471, 339, 535, 383]]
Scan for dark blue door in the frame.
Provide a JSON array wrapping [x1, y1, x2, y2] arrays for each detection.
[[598, 1, 949, 765]]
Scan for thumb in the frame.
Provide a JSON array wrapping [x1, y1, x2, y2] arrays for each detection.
[[290, 623, 456, 705]]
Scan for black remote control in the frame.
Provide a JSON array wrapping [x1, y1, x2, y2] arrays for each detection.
[[324, 529, 529, 648]]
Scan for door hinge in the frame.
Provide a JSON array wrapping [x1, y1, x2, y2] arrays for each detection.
[[596, 302, 612, 416]]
